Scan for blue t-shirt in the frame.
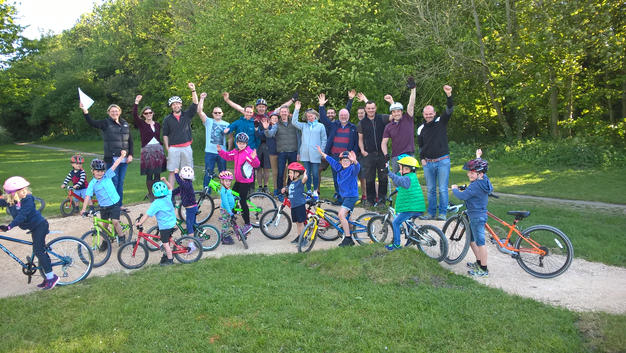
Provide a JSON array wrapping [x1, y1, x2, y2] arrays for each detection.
[[85, 168, 120, 207], [146, 189, 176, 230], [326, 156, 360, 198], [288, 179, 306, 208], [204, 118, 229, 154]]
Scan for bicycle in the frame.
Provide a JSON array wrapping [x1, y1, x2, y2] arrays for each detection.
[[117, 214, 203, 269], [444, 190, 574, 278], [366, 191, 448, 262], [80, 208, 134, 267], [0, 231, 93, 286], [142, 216, 221, 252], [298, 199, 378, 252], [4, 196, 45, 216], [60, 186, 98, 217]]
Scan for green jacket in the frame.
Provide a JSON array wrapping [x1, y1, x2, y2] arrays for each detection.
[[395, 173, 425, 213]]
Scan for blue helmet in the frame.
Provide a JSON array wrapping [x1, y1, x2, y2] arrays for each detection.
[[235, 132, 249, 144], [152, 181, 168, 198]]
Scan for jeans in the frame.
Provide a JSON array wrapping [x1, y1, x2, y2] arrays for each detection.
[[107, 161, 128, 206], [204, 152, 226, 188], [32, 221, 52, 273], [392, 212, 422, 246], [469, 217, 487, 246], [423, 157, 450, 217], [277, 151, 298, 191], [301, 161, 320, 191], [185, 206, 198, 235]]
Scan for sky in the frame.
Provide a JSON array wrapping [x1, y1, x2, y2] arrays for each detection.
[[13, 0, 105, 40]]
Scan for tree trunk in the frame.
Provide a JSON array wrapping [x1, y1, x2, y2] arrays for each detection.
[[549, 70, 559, 138], [622, 75, 626, 121]]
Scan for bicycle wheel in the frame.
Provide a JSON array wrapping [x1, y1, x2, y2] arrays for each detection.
[[34, 196, 46, 213], [81, 229, 112, 267], [367, 215, 392, 244], [514, 225, 574, 278], [442, 214, 471, 264], [353, 212, 379, 244], [117, 242, 149, 269], [178, 191, 215, 225], [174, 236, 203, 263], [196, 224, 221, 251], [298, 219, 318, 253], [259, 209, 292, 240], [411, 224, 448, 262], [247, 192, 277, 228], [238, 226, 249, 249], [119, 210, 134, 244], [44, 236, 93, 285], [317, 209, 341, 241], [60, 199, 77, 217], [144, 226, 180, 251]]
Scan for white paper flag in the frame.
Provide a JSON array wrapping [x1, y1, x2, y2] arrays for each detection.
[[78, 87, 95, 109]]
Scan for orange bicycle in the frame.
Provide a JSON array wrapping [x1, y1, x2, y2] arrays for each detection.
[[60, 186, 97, 217]]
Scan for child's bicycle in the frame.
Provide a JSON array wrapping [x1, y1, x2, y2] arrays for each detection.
[[298, 199, 378, 253], [259, 192, 340, 240], [366, 190, 448, 262], [117, 214, 203, 269], [226, 211, 254, 249], [60, 186, 97, 217], [444, 190, 574, 278], [142, 216, 221, 252], [80, 208, 134, 267], [0, 231, 93, 285]]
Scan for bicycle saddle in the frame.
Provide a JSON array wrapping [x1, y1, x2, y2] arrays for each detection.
[[507, 211, 530, 219]]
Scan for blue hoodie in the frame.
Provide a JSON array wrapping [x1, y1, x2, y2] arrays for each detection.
[[452, 175, 493, 219]]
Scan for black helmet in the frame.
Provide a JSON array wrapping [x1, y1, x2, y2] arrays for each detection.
[[235, 132, 249, 144], [90, 159, 106, 171], [462, 158, 488, 173], [339, 151, 350, 160]]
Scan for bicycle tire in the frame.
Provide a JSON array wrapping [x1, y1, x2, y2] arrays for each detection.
[[259, 209, 292, 240], [442, 214, 471, 264], [44, 236, 93, 285], [317, 209, 341, 241], [178, 191, 215, 225], [367, 215, 393, 244], [119, 210, 134, 244], [60, 199, 77, 217], [514, 225, 574, 278], [298, 219, 318, 253], [117, 242, 149, 269], [196, 224, 221, 251], [411, 224, 448, 262], [353, 212, 378, 244], [247, 192, 277, 228], [81, 229, 112, 267], [144, 225, 180, 251], [174, 236, 203, 263], [238, 226, 249, 249]]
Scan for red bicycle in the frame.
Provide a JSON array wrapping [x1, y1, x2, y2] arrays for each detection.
[[60, 186, 97, 217]]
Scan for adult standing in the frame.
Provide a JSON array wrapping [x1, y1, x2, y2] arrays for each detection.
[[381, 77, 417, 173], [291, 101, 327, 199], [81, 102, 133, 206], [417, 85, 454, 221], [197, 92, 229, 189], [162, 82, 199, 187], [264, 105, 300, 201], [133, 95, 166, 200]]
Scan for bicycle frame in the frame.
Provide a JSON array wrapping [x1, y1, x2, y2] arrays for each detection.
[[0, 234, 76, 277], [0, 234, 34, 269], [485, 211, 547, 257], [314, 206, 367, 239]]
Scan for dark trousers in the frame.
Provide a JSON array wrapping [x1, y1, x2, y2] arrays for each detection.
[[361, 152, 388, 203], [32, 221, 52, 273], [233, 182, 252, 225], [329, 154, 341, 200], [277, 151, 298, 191]]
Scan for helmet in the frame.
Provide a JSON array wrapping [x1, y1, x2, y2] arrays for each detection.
[[3, 176, 30, 194], [287, 162, 305, 171], [398, 156, 418, 168], [70, 154, 84, 164], [463, 158, 489, 173], [180, 166, 194, 180], [255, 98, 267, 106], [389, 102, 403, 111], [167, 96, 183, 106], [339, 151, 350, 160], [90, 159, 106, 171], [152, 181, 169, 198], [235, 132, 249, 144], [219, 171, 233, 180]]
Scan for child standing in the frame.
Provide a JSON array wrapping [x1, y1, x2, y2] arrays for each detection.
[[173, 166, 197, 237], [316, 147, 360, 247], [451, 153, 493, 277], [80, 150, 127, 246], [218, 171, 236, 245], [217, 132, 260, 235], [385, 155, 426, 250], [0, 176, 59, 290], [282, 162, 308, 244], [60, 154, 89, 202]]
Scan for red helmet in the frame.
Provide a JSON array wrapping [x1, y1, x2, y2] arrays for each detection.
[[287, 162, 305, 171], [70, 154, 84, 164]]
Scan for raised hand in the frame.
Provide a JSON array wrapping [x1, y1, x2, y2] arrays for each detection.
[[348, 150, 357, 163], [348, 89, 356, 99], [188, 82, 196, 91], [261, 119, 270, 129], [406, 76, 416, 89], [222, 92, 230, 101], [318, 93, 327, 106], [294, 100, 301, 110], [79, 102, 88, 114], [292, 92, 299, 101], [443, 85, 452, 96], [200, 92, 207, 99], [250, 149, 257, 159], [475, 148, 482, 159], [356, 92, 367, 102], [384, 94, 394, 104], [135, 95, 142, 104]]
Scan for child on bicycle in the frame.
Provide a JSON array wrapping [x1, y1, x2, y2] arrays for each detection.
[[385, 155, 426, 250], [217, 132, 260, 235], [316, 146, 360, 247], [218, 170, 235, 245], [451, 153, 493, 277], [173, 166, 197, 238], [282, 162, 308, 244], [60, 154, 89, 202], [80, 150, 127, 245], [0, 176, 59, 290]]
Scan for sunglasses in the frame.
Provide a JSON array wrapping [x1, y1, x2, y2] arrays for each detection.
[[143, 111, 153, 115], [213, 112, 223, 114]]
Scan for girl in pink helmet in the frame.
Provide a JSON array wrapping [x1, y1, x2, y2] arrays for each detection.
[[282, 162, 308, 244], [218, 171, 235, 245]]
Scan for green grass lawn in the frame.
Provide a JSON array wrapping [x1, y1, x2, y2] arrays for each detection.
[[0, 246, 624, 352]]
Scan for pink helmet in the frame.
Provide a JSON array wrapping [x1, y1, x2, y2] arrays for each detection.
[[180, 166, 195, 180], [219, 171, 233, 180], [3, 176, 30, 194]]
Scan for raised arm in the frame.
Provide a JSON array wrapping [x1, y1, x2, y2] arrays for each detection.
[[291, 101, 304, 129], [442, 85, 454, 121], [318, 93, 331, 127], [80, 103, 107, 130], [222, 92, 245, 115], [133, 95, 143, 127], [197, 92, 208, 124], [407, 78, 417, 117], [189, 82, 198, 105], [346, 89, 356, 112]]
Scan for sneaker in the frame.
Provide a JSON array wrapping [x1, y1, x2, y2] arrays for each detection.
[[468, 268, 489, 277], [385, 244, 402, 251], [418, 214, 435, 221], [160, 258, 174, 266], [466, 262, 479, 270], [241, 224, 252, 235], [159, 254, 168, 264], [187, 242, 197, 254], [263, 186, 269, 193], [98, 240, 108, 252], [42, 274, 59, 290], [256, 187, 263, 193], [222, 236, 234, 245], [290, 236, 300, 244], [37, 278, 47, 288], [312, 190, 319, 200], [338, 237, 355, 247], [435, 214, 447, 221]]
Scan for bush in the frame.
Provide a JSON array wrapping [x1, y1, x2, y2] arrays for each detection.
[[0, 126, 13, 144]]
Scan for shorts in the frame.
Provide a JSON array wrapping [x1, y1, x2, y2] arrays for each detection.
[[290, 204, 307, 223], [159, 227, 175, 243], [469, 217, 487, 246], [257, 142, 271, 168], [341, 196, 359, 211], [99, 204, 121, 220], [73, 188, 87, 203], [167, 145, 193, 172]]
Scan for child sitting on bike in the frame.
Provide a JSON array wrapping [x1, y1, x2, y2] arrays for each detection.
[[173, 166, 197, 238], [0, 177, 59, 290], [451, 151, 493, 277], [60, 154, 89, 202], [282, 162, 308, 244], [80, 150, 127, 245], [385, 155, 426, 251], [217, 132, 260, 235], [316, 147, 360, 247], [218, 170, 236, 245]]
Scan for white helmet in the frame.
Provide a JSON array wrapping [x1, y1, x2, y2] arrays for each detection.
[[389, 102, 403, 111], [180, 166, 195, 180], [168, 96, 183, 106]]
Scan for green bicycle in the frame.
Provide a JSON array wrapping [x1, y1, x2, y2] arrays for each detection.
[[81, 208, 134, 267]]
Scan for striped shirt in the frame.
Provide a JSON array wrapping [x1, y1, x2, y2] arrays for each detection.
[[330, 125, 352, 155]]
